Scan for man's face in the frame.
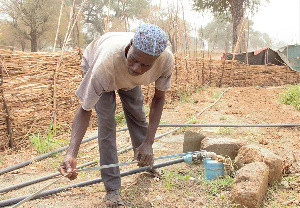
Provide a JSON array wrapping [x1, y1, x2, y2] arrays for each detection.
[[126, 45, 158, 76]]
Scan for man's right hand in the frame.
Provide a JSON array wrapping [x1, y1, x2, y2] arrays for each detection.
[[58, 155, 78, 180]]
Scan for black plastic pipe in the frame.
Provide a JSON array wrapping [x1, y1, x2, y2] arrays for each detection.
[[0, 161, 97, 194], [0, 127, 128, 176], [0, 145, 132, 194], [2, 123, 298, 176], [158, 124, 300, 127], [0, 158, 184, 207]]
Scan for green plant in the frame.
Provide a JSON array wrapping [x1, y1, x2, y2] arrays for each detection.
[[188, 118, 200, 124], [280, 85, 300, 111], [220, 116, 226, 121], [218, 127, 231, 135], [30, 121, 66, 154], [144, 105, 150, 115], [115, 111, 126, 126], [164, 171, 174, 189], [210, 90, 221, 99], [200, 175, 234, 196], [179, 91, 193, 103], [163, 170, 192, 190]]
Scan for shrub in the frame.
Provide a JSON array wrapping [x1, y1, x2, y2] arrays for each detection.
[[280, 85, 300, 111]]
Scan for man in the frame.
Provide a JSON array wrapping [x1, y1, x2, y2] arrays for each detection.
[[58, 23, 174, 207]]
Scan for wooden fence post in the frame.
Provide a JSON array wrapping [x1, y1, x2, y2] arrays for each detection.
[[0, 63, 14, 148]]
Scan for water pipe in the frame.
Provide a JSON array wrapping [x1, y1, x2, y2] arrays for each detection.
[[0, 146, 132, 194], [0, 127, 128, 176], [0, 151, 215, 207]]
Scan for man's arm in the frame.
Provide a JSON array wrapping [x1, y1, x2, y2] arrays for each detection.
[[58, 105, 92, 179], [134, 88, 165, 168]]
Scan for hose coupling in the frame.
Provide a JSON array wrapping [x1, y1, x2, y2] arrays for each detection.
[[193, 150, 217, 161], [183, 154, 193, 163], [183, 151, 217, 164]]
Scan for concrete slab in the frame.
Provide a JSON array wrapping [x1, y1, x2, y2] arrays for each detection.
[[183, 131, 205, 152], [201, 137, 247, 159]]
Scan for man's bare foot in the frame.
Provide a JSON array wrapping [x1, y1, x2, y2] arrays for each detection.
[[104, 189, 125, 208]]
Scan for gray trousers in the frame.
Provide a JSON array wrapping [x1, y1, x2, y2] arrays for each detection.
[[94, 86, 148, 191]]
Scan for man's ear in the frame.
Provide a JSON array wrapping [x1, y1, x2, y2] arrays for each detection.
[[125, 40, 133, 58]]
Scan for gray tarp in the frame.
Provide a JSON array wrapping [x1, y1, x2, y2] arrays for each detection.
[[277, 44, 300, 72]]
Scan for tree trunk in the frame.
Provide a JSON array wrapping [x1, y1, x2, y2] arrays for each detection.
[[229, 0, 245, 53], [20, 41, 26, 52], [30, 30, 38, 52]]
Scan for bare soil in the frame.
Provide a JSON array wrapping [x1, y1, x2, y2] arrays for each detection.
[[0, 85, 299, 207]]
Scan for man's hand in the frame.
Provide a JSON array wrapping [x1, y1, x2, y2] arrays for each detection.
[[58, 155, 78, 180], [134, 142, 154, 169]]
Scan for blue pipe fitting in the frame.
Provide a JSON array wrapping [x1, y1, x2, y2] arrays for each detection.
[[183, 154, 193, 164]]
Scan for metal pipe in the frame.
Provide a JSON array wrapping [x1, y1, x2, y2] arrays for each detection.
[[158, 124, 300, 127], [0, 158, 184, 207], [0, 127, 128, 176]]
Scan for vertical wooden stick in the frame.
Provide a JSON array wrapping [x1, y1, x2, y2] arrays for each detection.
[[53, 0, 86, 127], [219, 59, 225, 88], [246, 17, 249, 64], [209, 55, 212, 86], [105, 0, 111, 32], [201, 26, 205, 86], [122, 0, 128, 31], [53, 0, 64, 52], [0, 63, 13, 148]]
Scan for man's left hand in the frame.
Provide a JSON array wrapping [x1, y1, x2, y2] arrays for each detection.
[[134, 142, 154, 169]]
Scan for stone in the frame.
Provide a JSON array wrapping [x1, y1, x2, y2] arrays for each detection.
[[201, 137, 247, 159], [183, 131, 205, 152], [235, 144, 283, 184], [231, 162, 269, 208]]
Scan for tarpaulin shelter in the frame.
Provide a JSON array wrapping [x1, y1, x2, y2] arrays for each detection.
[[277, 44, 300, 72], [225, 45, 300, 72], [225, 48, 284, 65]]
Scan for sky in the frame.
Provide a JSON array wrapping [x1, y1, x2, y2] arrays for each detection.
[[151, 0, 300, 45], [251, 0, 300, 44]]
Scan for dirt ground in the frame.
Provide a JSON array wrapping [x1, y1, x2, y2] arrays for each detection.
[[0, 85, 300, 207]]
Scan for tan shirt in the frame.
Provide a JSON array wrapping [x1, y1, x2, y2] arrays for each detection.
[[76, 32, 174, 111]]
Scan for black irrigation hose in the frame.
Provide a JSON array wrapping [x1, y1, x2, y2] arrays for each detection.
[[0, 158, 184, 207], [2, 122, 298, 176], [0, 127, 128, 176], [158, 124, 300, 127], [0, 88, 228, 176], [0, 161, 97, 194], [0, 146, 133, 194]]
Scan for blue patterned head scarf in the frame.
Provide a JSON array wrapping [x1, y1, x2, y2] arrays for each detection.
[[133, 23, 168, 56]]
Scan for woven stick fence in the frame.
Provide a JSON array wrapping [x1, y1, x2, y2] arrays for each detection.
[[0, 49, 299, 149]]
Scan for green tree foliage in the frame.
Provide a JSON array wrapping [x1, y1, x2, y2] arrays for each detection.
[[202, 18, 232, 52], [80, 0, 151, 43], [249, 30, 271, 50], [0, 0, 63, 52], [192, 0, 269, 52], [202, 17, 272, 52]]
